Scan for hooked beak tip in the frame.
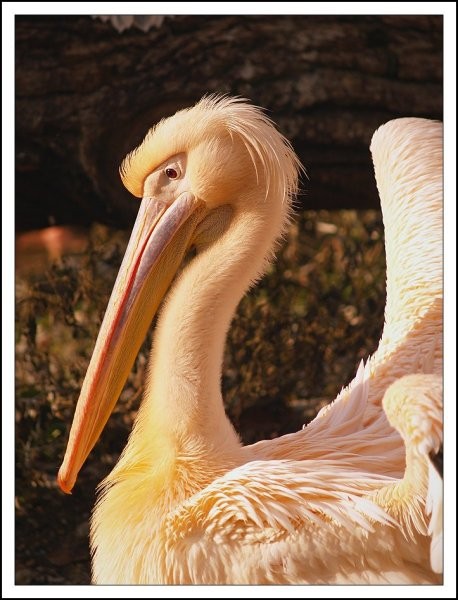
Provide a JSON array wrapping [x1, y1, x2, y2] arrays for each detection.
[[57, 467, 74, 495]]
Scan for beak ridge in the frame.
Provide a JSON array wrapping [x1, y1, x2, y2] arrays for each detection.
[[58, 191, 204, 493]]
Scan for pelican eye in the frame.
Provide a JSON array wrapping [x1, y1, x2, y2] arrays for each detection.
[[165, 167, 179, 179]]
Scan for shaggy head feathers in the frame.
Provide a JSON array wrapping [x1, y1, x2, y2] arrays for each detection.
[[120, 95, 301, 208]]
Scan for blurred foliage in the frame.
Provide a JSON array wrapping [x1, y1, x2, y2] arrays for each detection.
[[16, 226, 131, 495], [15, 208, 386, 582]]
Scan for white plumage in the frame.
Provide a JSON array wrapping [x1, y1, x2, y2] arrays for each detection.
[[58, 98, 443, 584]]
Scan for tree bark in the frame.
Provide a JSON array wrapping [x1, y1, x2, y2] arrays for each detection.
[[15, 15, 443, 232]]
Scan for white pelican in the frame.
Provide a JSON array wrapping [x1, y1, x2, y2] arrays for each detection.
[[57, 96, 443, 584]]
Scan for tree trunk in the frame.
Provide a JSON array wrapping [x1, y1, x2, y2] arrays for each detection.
[[15, 14, 443, 232]]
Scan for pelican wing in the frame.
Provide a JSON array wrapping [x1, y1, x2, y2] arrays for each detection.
[[163, 458, 445, 583], [245, 360, 404, 478], [166, 459, 395, 540], [376, 373, 443, 574]]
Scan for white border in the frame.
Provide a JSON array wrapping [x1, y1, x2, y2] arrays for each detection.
[[3, 3, 456, 598]]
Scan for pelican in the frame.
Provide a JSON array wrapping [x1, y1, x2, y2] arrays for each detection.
[[57, 96, 443, 584]]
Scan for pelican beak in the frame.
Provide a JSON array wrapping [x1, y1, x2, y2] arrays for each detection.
[[57, 191, 205, 493]]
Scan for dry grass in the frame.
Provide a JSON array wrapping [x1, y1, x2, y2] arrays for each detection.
[[15, 208, 386, 583]]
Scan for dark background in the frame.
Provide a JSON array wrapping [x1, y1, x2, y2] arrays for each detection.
[[16, 14, 442, 233]]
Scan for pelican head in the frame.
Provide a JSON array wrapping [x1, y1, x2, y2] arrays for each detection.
[[57, 95, 300, 494]]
